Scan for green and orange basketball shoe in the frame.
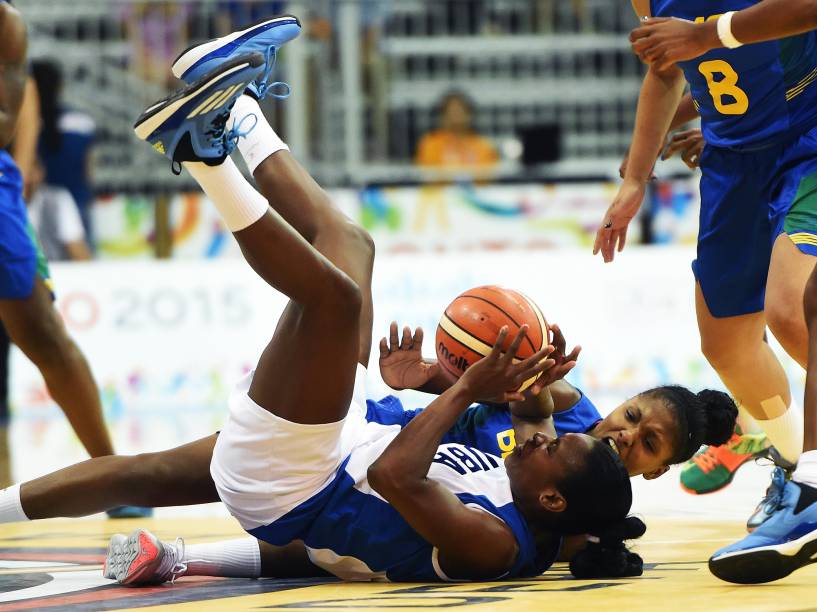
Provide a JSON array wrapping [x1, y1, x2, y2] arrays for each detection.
[[680, 427, 770, 495]]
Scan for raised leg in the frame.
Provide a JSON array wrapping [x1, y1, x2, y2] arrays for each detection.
[[185, 100, 376, 424]]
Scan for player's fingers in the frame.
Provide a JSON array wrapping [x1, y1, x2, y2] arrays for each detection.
[[518, 345, 554, 372], [518, 357, 557, 385], [551, 324, 565, 352], [565, 345, 582, 363], [602, 233, 615, 262], [401, 325, 412, 350], [413, 326, 424, 348], [490, 326, 509, 359], [663, 136, 692, 159], [593, 229, 605, 255], [617, 227, 628, 252], [389, 321, 399, 349], [379, 337, 389, 359], [504, 325, 529, 362]]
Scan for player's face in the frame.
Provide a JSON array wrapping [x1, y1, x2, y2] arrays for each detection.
[[591, 394, 675, 478], [505, 432, 596, 498]]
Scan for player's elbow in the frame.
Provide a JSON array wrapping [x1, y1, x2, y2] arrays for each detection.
[[367, 462, 419, 499]]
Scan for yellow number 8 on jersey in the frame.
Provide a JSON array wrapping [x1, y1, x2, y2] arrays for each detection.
[[698, 59, 749, 115]]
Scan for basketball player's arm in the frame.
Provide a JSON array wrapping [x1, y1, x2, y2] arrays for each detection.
[[370, 328, 553, 579], [594, 63, 685, 262], [0, 4, 27, 148], [631, 1, 817, 71]]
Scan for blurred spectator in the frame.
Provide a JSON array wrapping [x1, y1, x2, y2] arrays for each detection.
[[415, 92, 499, 171], [31, 60, 96, 250], [215, 1, 288, 36], [121, 2, 192, 87], [26, 159, 92, 262]]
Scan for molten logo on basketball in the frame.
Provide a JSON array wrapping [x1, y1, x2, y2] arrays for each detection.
[[438, 342, 469, 373]]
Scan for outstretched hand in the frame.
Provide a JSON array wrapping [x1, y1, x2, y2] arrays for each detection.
[[528, 323, 580, 395], [593, 179, 645, 263], [379, 322, 440, 391], [459, 326, 555, 403]]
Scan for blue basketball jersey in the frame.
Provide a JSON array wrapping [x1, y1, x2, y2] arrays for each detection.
[[249, 418, 554, 581], [651, 0, 817, 147], [366, 390, 602, 459]]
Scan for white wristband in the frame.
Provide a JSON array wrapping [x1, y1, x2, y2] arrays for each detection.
[[717, 11, 744, 49]]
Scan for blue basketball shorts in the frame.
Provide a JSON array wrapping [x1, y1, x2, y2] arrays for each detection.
[[694, 122, 817, 318], [0, 151, 52, 300]]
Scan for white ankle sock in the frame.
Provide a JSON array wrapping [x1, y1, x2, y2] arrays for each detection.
[[737, 406, 763, 435], [793, 450, 817, 488], [182, 537, 261, 578], [184, 158, 268, 232], [0, 484, 29, 523], [758, 400, 804, 465], [230, 95, 289, 174]]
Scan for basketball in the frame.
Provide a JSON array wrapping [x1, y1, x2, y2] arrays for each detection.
[[435, 285, 549, 390]]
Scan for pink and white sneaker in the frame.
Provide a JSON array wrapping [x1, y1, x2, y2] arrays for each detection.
[[104, 528, 187, 585]]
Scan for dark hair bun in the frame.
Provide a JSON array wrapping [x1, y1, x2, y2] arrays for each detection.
[[570, 517, 647, 579], [697, 390, 738, 446]]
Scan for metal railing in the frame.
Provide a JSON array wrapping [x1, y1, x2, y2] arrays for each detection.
[[16, 0, 660, 191]]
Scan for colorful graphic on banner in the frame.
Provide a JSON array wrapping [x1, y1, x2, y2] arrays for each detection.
[[89, 181, 702, 258]]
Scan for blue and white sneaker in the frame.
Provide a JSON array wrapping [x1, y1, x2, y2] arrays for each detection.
[[746, 466, 789, 532], [171, 15, 301, 101], [709, 480, 817, 583], [134, 53, 264, 172]]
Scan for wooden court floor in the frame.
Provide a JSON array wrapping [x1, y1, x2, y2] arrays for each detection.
[[0, 517, 815, 611]]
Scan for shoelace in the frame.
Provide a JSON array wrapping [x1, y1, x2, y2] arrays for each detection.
[[691, 445, 719, 473], [224, 111, 259, 154], [255, 47, 291, 100], [154, 536, 188, 584], [758, 467, 787, 514]]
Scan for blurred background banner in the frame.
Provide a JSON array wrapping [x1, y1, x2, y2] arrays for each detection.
[[89, 178, 701, 258], [7, 249, 803, 484]]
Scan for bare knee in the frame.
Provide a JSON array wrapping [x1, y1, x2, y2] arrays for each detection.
[[322, 209, 376, 261], [766, 301, 807, 350], [9, 310, 74, 369], [700, 333, 744, 372], [805, 266, 817, 327], [323, 267, 363, 317]]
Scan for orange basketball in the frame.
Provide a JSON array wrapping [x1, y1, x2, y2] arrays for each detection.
[[435, 285, 549, 390]]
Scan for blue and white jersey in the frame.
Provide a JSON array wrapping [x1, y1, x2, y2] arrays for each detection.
[[248, 418, 554, 582], [367, 391, 602, 459]]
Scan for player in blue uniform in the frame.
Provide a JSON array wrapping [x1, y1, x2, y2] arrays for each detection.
[[374, 321, 737, 480], [0, 0, 126, 468], [597, 0, 813, 523], [0, 38, 634, 584], [596, 0, 817, 582]]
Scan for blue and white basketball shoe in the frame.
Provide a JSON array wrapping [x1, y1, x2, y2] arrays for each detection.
[[134, 53, 264, 171], [709, 480, 817, 583], [171, 15, 301, 100]]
